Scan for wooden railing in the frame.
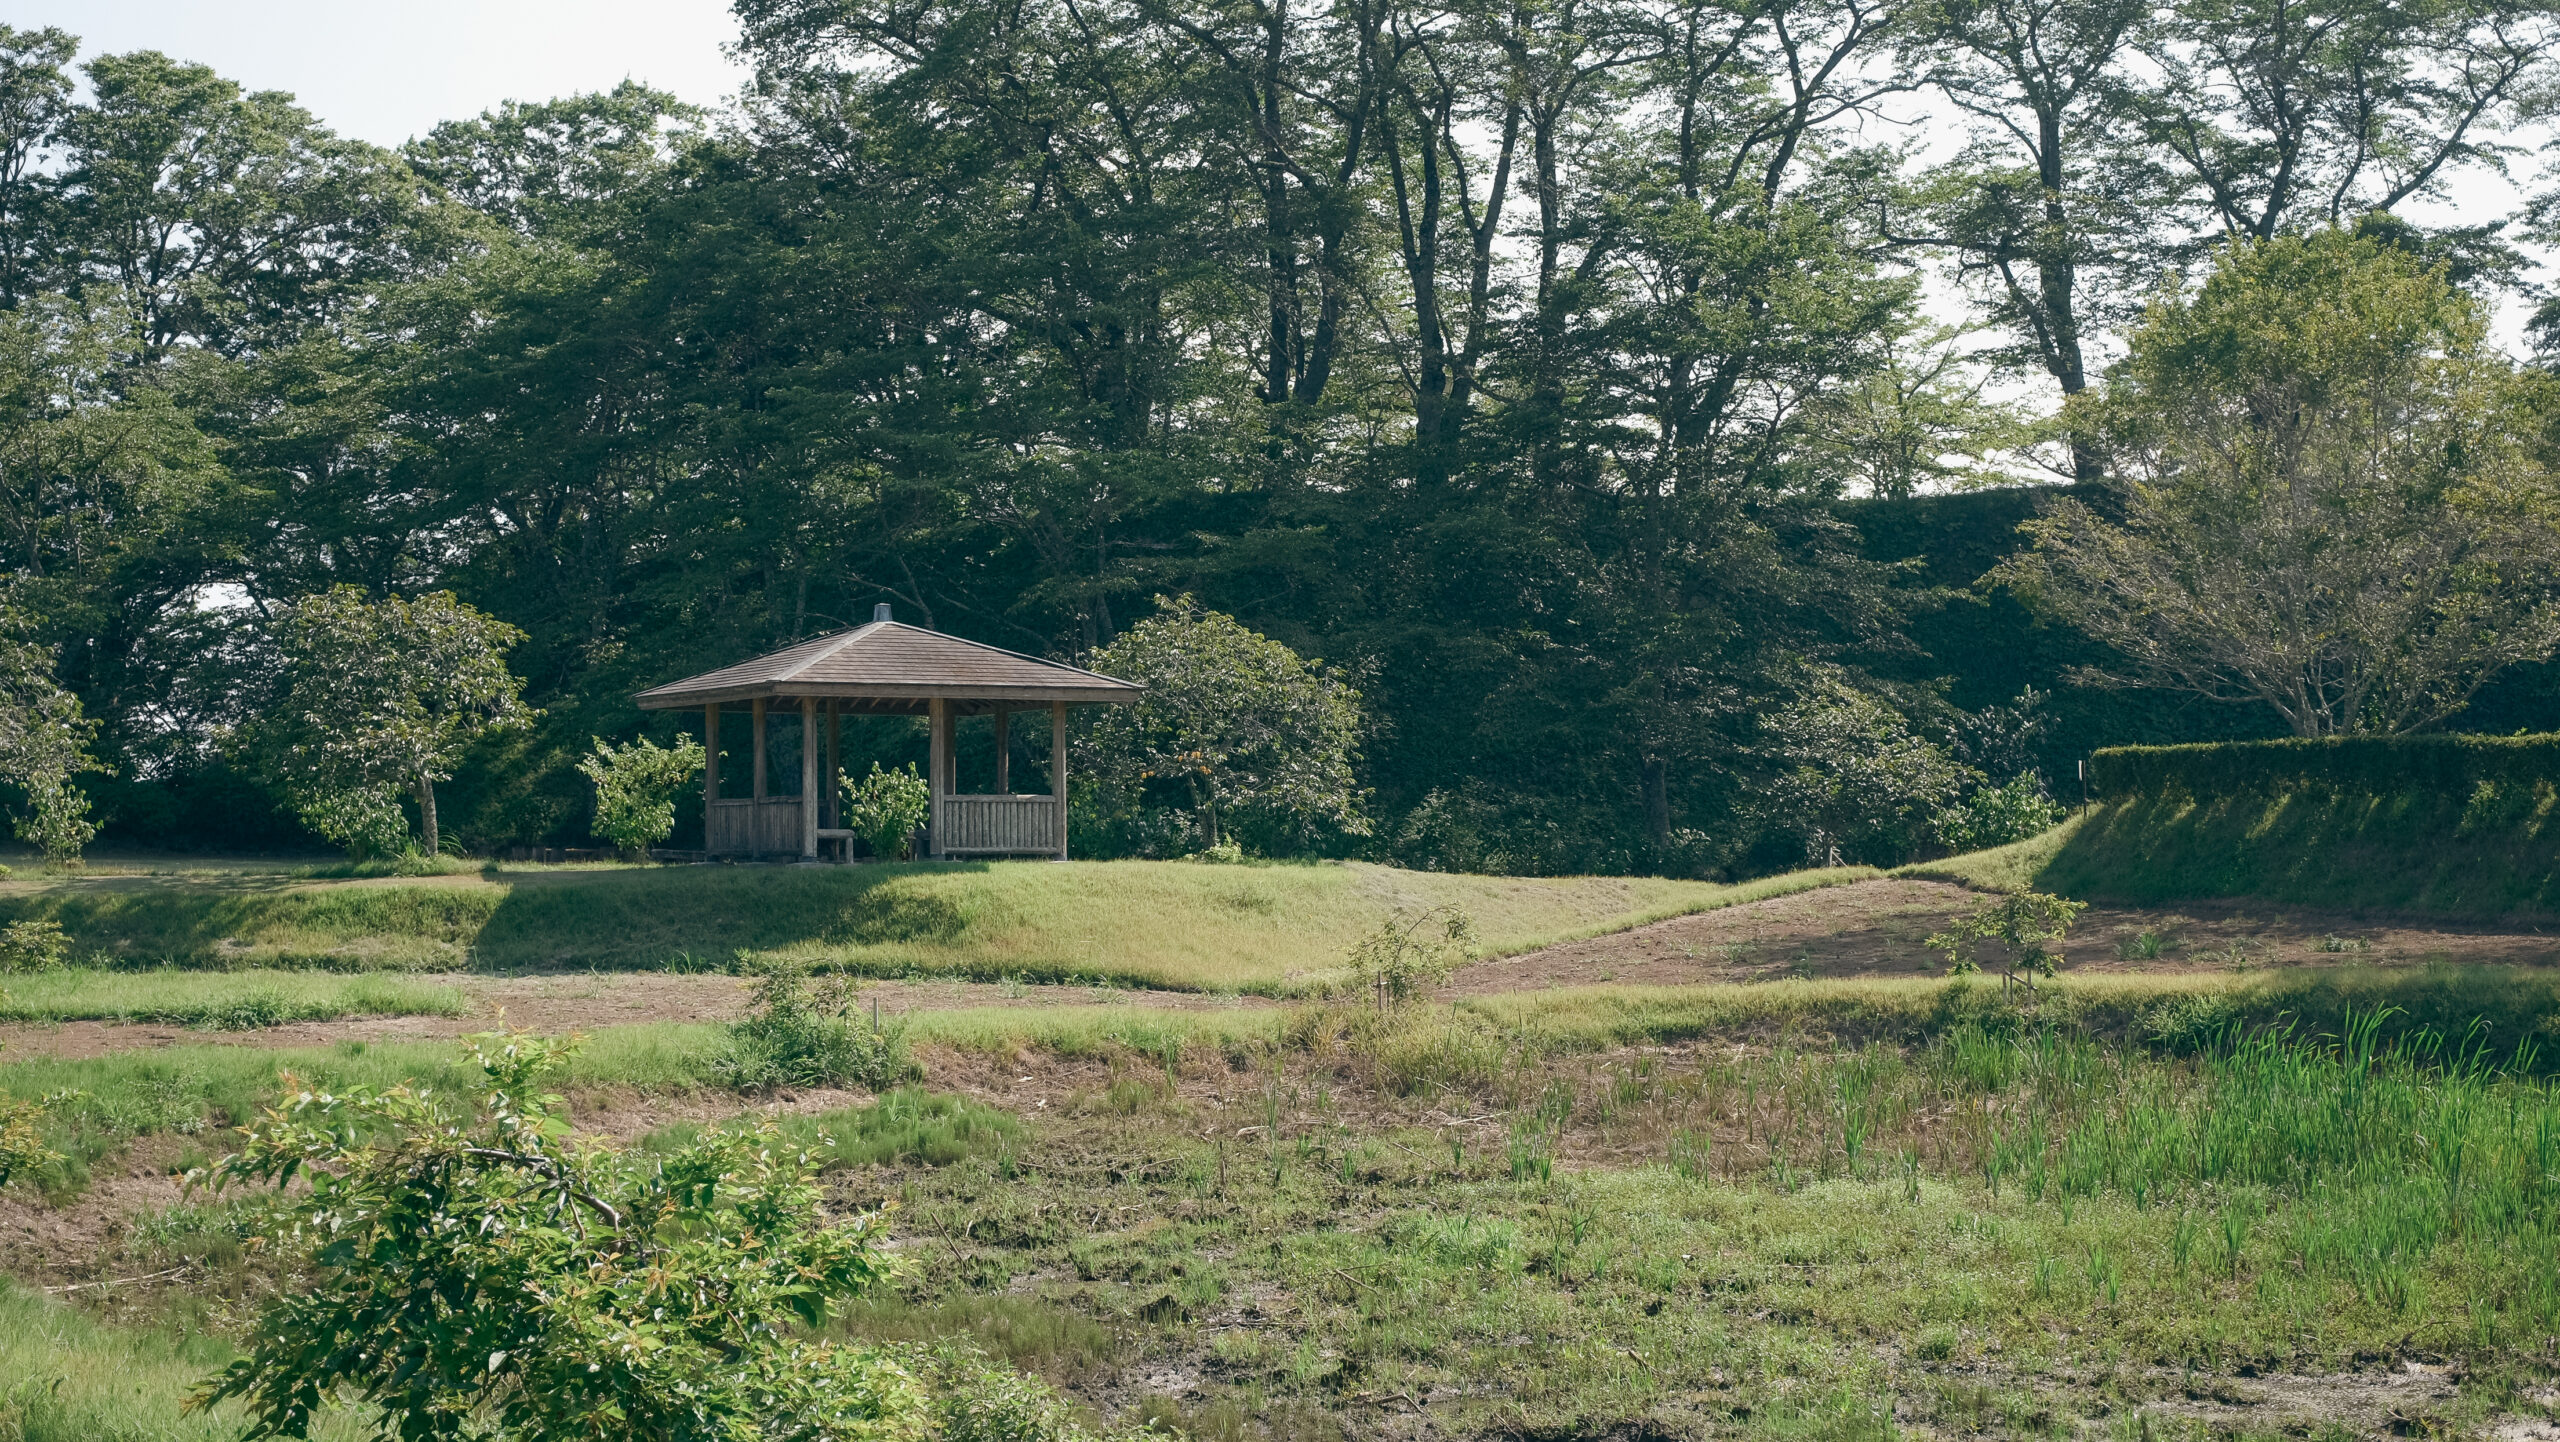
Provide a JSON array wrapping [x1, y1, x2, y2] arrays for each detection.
[[936, 795, 1060, 856], [706, 797, 806, 855]]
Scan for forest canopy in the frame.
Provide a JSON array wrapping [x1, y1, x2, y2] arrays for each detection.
[[6, 0, 2560, 874]]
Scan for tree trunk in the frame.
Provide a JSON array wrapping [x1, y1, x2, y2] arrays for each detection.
[[416, 772, 440, 858], [1642, 756, 1670, 853]]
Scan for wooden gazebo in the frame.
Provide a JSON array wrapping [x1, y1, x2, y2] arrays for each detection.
[[634, 606, 1142, 861]]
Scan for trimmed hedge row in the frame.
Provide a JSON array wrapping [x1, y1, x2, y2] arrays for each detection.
[[2089, 732, 2560, 800]]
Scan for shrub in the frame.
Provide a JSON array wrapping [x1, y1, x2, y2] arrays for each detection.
[[2088, 732, 2560, 802], [1346, 905, 1477, 1010], [717, 958, 914, 1091], [1926, 890, 2088, 980], [0, 1097, 57, 1188], [0, 919, 68, 973], [1935, 771, 2064, 852], [190, 1029, 929, 1440], [579, 733, 707, 856], [842, 762, 930, 861]]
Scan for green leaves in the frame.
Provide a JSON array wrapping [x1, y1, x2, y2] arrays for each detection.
[[257, 587, 533, 857], [1926, 889, 2089, 978], [2000, 228, 2560, 738], [580, 733, 707, 856], [1080, 599, 1367, 856], [840, 763, 929, 863], [192, 1028, 921, 1441]]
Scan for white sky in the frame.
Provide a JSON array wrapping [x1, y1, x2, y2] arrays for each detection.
[[15, 0, 751, 148]]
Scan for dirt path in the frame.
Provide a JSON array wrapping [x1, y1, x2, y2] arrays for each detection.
[[1447, 877, 2560, 993]]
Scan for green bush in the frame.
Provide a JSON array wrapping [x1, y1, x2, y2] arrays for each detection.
[[579, 734, 706, 856], [717, 958, 914, 1091], [0, 920, 67, 974], [0, 1098, 57, 1188], [1934, 772, 2064, 852], [2088, 732, 2560, 801], [192, 1030, 926, 1440], [842, 762, 930, 861]]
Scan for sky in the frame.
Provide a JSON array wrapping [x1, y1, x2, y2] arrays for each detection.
[[14, 0, 752, 148]]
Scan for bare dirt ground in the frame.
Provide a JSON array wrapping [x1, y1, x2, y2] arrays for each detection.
[[1446, 878, 2560, 994]]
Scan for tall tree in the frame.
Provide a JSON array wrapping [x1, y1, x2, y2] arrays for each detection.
[[1895, 0, 2155, 479], [1998, 229, 2560, 736], [2133, 0, 2559, 244]]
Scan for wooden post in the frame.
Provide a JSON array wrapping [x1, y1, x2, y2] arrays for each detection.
[[704, 702, 720, 854], [928, 698, 950, 859], [993, 707, 1010, 794], [751, 698, 768, 800], [1050, 700, 1068, 861], [825, 701, 842, 833], [800, 695, 820, 859]]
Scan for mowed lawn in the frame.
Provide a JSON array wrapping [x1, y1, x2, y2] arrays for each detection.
[[0, 859, 1874, 991]]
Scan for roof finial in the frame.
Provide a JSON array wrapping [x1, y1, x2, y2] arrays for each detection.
[[873, 603, 893, 623]]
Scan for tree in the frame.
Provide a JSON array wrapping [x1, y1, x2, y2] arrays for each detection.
[[1811, 321, 2029, 498], [1894, 0, 2157, 480], [1757, 668, 1970, 866], [1927, 889, 2087, 980], [261, 587, 532, 856], [190, 1030, 929, 1440], [0, 603, 100, 862], [1998, 229, 2560, 736], [1080, 599, 1367, 853], [578, 734, 705, 857], [2131, 0, 2558, 247]]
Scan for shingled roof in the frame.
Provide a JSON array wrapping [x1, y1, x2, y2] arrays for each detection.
[[633, 621, 1143, 714]]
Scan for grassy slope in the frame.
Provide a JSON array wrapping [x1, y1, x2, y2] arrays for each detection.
[[1900, 783, 2560, 922], [0, 860, 1876, 991]]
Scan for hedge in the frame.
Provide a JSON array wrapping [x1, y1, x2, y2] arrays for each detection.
[[2088, 733, 2560, 801]]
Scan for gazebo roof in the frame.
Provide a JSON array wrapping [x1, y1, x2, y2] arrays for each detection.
[[633, 620, 1143, 715]]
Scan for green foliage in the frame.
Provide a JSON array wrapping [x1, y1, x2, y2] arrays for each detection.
[[1345, 905, 1477, 1010], [192, 1029, 927, 1440], [290, 783, 411, 862], [1080, 600, 1368, 856], [0, 1097, 57, 1188], [1926, 891, 2089, 978], [0, 609, 101, 865], [0, 919, 67, 973], [1997, 229, 2560, 737], [2089, 731, 2560, 800], [1933, 772, 2065, 853], [841, 762, 930, 862], [717, 958, 914, 1092], [578, 733, 706, 855], [258, 587, 534, 859], [1760, 671, 1970, 867]]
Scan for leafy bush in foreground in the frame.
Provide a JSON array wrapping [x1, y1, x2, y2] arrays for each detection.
[[192, 1031, 1009, 1440]]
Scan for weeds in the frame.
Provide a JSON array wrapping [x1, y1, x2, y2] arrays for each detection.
[[715, 958, 912, 1091], [2113, 929, 2172, 961]]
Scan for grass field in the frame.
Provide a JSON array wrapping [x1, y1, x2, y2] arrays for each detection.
[[0, 858, 1874, 989], [8, 969, 2560, 1437], [0, 968, 465, 1028]]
